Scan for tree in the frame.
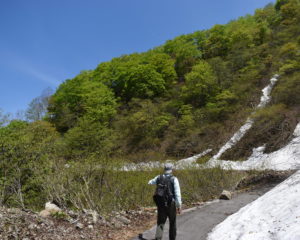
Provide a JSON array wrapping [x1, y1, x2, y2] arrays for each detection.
[[206, 90, 238, 121], [48, 71, 117, 132], [0, 120, 58, 208], [48, 72, 89, 131], [114, 99, 173, 152], [275, 0, 290, 11], [94, 53, 169, 101], [0, 109, 10, 127], [121, 64, 166, 101], [207, 57, 231, 88], [163, 36, 201, 81], [62, 117, 116, 159], [204, 24, 230, 58], [181, 61, 218, 107], [142, 51, 177, 86], [26, 88, 54, 122]]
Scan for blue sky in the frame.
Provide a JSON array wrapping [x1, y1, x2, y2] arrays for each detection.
[[0, 0, 275, 116]]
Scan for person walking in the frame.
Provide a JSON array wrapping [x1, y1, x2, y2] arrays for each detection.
[[148, 163, 182, 240]]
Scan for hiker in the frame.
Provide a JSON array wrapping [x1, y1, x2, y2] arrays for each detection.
[[148, 163, 182, 240]]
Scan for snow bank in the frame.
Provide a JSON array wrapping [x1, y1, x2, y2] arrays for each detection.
[[175, 149, 212, 168], [121, 149, 212, 171], [207, 170, 300, 240], [207, 122, 300, 171]]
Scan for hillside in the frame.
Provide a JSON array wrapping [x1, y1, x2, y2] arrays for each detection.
[[46, 0, 299, 162], [0, 0, 299, 223]]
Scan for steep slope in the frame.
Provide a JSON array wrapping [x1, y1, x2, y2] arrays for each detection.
[[208, 122, 300, 170], [47, 0, 300, 163]]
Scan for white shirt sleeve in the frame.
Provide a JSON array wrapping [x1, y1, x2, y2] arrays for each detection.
[[148, 175, 159, 185], [173, 177, 182, 208]]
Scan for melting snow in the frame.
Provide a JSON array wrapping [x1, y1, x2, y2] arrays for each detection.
[[175, 149, 212, 168], [205, 73, 299, 240], [207, 122, 300, 171], [207, 170, 300, 240], [120, 74, 299, 240], [120, 73, 299, 240], [212, 75, 279, 160], [122, 75, 281, 171], [206, 120, 300, 240], [121, 149, 212, 171]]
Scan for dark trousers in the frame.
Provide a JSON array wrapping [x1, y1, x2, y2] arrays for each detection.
[[155, 201, 177, 240]]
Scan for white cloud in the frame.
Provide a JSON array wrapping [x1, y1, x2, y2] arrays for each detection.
[[1, 50, 61, 86], [22, 65, 61, 86]]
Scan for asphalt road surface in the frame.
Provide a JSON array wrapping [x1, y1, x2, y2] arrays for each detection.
[[132, 184, 277, 240]]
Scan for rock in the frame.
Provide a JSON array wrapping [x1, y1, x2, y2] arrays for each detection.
[[88, 224, 93, 229], [220, 190, 232, 200], [8, 226, 14, 233], [68, 210, 78, 218], [91, 211, 99, 224], [39, 202, 62, 218], [76, 223, 84, 229], [7, 208, 21, 214], [45, 202, 61, 214], [83, 209, 99, 224], [28, 223, 37, 229], [113, 221, 123, 229], [116, 216, 131, 225], [39, 210, 51, 218]]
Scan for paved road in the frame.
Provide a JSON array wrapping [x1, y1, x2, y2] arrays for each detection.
[[132, 184, 277, 240]]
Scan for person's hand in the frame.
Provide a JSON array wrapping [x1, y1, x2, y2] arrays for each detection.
[[177, 208, 182, 214]]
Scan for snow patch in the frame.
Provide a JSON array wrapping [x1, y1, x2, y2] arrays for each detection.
[[121, 149, 212, 171], [175, 149, 212, 168], [212, 75, 279, 160], [212, 118, 254, 160], [207, 122, 300, 171], [207, 170, 300, 240]]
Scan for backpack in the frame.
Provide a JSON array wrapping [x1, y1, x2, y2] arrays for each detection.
[[153, 174, 175, 207]]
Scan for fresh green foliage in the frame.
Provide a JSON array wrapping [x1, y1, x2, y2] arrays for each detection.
[[93, 52, 176, 101], [42, 160, 244, 213], [163, 35, 201, 80], [62, 117, 116, 159], [273, 73, 300, 106], [45, 0, 299, 162], [0, 121, 58, 209], [2, 0, 300, 213], [48, 71, 117, 132], [181, 61, 218, 107]]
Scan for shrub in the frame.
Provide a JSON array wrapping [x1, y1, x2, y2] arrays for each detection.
[[273, 72, 300, 106], [42, 158, 244, 213]]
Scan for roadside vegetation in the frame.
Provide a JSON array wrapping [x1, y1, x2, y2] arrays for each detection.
[[0, 0, 299, 213]]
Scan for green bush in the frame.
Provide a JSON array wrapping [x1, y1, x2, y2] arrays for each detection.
[[273, 72, 300, 106], [41, 158, 244, 213]]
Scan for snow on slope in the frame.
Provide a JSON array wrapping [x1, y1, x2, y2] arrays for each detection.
[[121, 149, 212, 171], [207, 122, 300, 171], [212, 75, 279, 160], [207, 170, 300, 240], [207, 123, 300, 240], [122, 75, 282, 171]]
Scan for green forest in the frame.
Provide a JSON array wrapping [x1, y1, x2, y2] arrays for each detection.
[[0, 0, 299, 213]]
